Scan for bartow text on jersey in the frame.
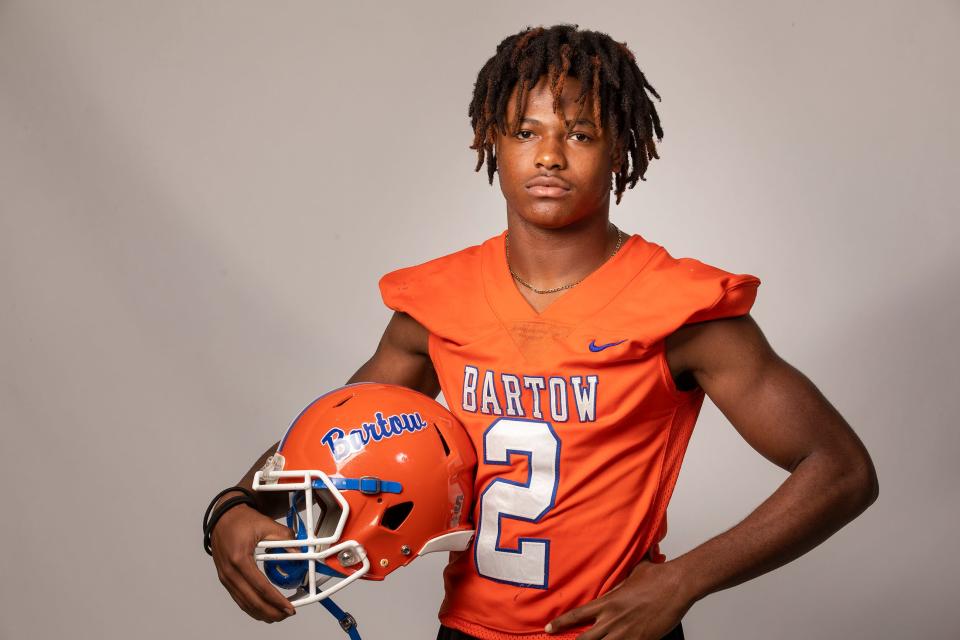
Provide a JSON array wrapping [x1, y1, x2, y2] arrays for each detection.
[[461, 366, 598, 423]]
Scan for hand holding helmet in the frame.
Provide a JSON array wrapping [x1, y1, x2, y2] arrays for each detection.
[[208, 500, 299, 622]]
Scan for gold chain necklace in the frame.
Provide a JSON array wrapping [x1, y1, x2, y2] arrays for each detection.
[[506, 227, 625, 295]]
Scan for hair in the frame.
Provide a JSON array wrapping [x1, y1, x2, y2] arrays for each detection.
[[468, 24, 664, 205]]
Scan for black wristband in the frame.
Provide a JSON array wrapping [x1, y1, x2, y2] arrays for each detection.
[[203, 486, 256, 533], [204, 495, 257, 556], [203, 486, 258, 556]]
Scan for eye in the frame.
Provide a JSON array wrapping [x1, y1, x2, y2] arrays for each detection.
[[570, 132, 591, 142], [514, 130, 534, 140]]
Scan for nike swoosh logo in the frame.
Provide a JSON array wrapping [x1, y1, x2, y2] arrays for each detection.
[[588, 339, 627, 352]]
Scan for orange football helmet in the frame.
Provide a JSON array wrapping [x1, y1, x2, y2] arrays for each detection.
[[252, 382, 476, 635]]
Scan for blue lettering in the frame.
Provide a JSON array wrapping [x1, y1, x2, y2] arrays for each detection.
[[348, 430, 363, 451], [389, 415, 403, 435], [319, 411, 428, 460], [321, 427, 349, 461], [363, 421, 383, 442]]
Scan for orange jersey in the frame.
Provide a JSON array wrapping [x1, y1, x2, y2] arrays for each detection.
[[379, 230, 760, 640]]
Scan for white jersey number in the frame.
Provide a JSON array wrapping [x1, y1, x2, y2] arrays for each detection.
[[474, 418, 560, 589]]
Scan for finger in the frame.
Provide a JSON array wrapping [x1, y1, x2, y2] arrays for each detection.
[[225, 562, 291, 622], [547, 603, 600, 634], [219, 562, 284, 622], [218, 538, 293, 622], [209, 506, 294, 622], [260, 521, 300, 553], [251, 521, 301, 611], [223, 577, 269, 623], [214, 547, 264, 621], [217, 565, 258, 618], [261, 520, 296, 540], [234, 552, 297, 618]]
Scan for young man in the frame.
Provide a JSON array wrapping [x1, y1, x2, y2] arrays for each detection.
[[207, 25, 878, 640]]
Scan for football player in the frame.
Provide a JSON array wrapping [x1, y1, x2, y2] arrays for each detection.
[[205, 24, 878, 640]]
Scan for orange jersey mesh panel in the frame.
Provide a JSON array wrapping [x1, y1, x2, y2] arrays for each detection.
[[379, 231, 760, 640]]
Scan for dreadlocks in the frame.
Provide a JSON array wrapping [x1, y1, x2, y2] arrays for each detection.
[[468, 24, 664, 205]]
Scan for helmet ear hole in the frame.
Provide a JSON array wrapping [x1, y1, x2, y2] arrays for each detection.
[[309, 489, 329, 536], [380, 501, 414, 531]]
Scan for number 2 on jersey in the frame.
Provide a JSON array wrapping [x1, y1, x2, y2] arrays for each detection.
[[474, 417, 561, 589]]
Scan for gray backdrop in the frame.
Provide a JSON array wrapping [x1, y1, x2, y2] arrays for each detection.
[[2, 1, 957, 638]]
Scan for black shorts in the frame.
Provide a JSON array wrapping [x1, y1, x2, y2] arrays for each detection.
[[437, 621, 685, 640]]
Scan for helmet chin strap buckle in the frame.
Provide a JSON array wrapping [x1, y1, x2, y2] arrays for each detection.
[[358, 476, 381, 495], [319, 597, 362, 640], [339, 613, 358, 632]]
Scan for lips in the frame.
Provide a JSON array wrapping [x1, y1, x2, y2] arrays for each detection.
[[525, 175, 571, 198]]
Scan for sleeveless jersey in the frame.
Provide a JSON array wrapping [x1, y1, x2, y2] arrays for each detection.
[[378, 230, 761, 640]]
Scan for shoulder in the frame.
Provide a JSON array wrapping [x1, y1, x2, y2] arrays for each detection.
[[638, 239, 760, 302], [599, 235, 762, 348], [378, 239, 486, 300], [377, 235, 500, 344], [641, 239, 766, 385]]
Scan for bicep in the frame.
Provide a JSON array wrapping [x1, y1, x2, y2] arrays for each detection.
[[668, 315, 870, 473], [347, 311, 441, 398]]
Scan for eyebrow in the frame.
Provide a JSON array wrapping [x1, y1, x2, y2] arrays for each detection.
[[520, 117, 597, 129]]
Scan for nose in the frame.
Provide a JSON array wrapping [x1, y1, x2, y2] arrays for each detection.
[[535, 135, 566, 171]]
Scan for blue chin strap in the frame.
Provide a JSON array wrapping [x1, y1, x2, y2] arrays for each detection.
[[319, 597, 361, 640], [263, 475, 404, 640]]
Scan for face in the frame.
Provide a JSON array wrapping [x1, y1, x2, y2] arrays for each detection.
[[494, 75, 618, 230]]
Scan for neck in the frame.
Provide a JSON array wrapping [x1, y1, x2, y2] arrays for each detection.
[[505, 214, 620, 291]]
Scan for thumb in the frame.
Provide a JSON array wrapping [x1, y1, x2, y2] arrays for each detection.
[[257, 518, 300, 555], [259, 518, 296, 542]]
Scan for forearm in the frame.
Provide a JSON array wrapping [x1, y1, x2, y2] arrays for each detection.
[[671, 451, 878, 603]]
